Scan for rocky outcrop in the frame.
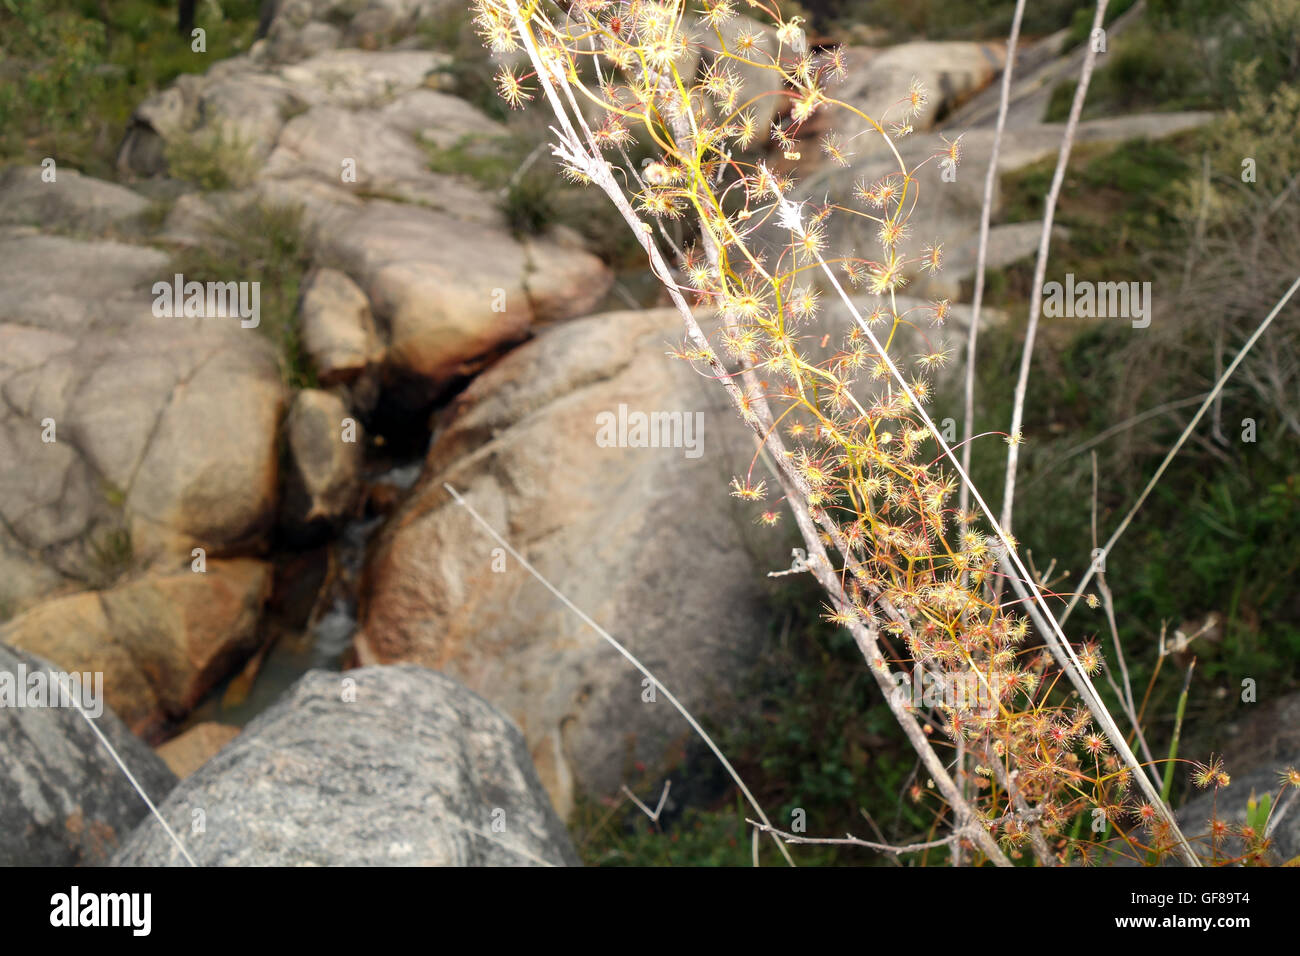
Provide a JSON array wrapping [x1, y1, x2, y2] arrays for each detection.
[[258, 1, 465, 64], [0, 220, 286, 615], [0, 166, 151, 236], [1, 560, 272, 737], [314, 199, 608, 387], [355, 307, 787, 816], [117, 42, 612, 396], [799, 41, 1008, 158], [0, 643, 177, 865], [113, 665, 579, 866]]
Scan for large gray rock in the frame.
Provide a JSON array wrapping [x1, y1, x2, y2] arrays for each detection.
[[0, 229, 168, 332], [118, 49, 447, 181], [0, 643, 177, 865], [112, 665, 579, 866], [258, 1, 463, 64], [0, 167, 151, 236], [355, 307, 787, 816], [800, 41, 1007, 155], [379, 88, 507, 148], [261, 104, 431, 188]]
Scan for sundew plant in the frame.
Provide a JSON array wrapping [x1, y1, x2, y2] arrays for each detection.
[[470, 0, 1299, 866]]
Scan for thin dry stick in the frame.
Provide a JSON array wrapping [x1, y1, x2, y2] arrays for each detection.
[[955, 0, 1028, 862], [1091, 451, 1162, 789], [1000, 0, 1110, 536], [748, 819, 957, 855], [959, 0, 1027, 519], [1026, 391, 1212, 485], [858, 808, 904, 867], [1059, 274, 1300, 625], [622, 781, 672, 824]]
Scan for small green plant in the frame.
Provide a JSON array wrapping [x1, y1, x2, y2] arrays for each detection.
[[88, 525, 134, 589], [164, 123, 260, 191], [169, 199, 316, 389]]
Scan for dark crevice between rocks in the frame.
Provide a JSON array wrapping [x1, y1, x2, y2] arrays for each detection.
[[180, 369, 454, 732]]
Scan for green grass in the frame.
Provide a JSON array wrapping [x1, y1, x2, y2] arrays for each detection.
[[169, 199, 317, 389], [1046, 24, 1220, 120], [163, 122, 260, 190], [88, 525, 134, 588], [1046, 0, 1300, 121], [990, 134, 1200, 293], [424, 132, 648, 262], [802, 0, 1136, 43], [424, 133, 525, 186]]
